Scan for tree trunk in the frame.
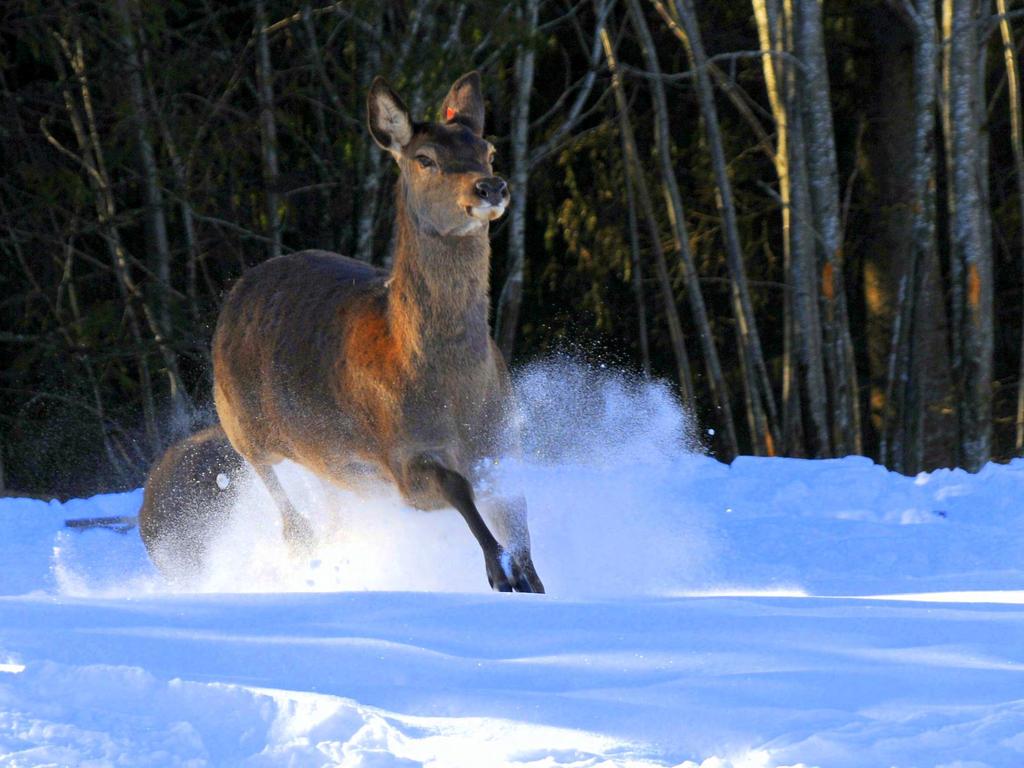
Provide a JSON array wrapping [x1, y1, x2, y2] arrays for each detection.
[[997, 0, 1024, 454], [495, 0, 539, 360], [667, 0, 779, 455], [301, 3, 340, 253], [601, 25, 695, 405], [116, 0, 190, 428], [752, 0, 830, 456], [50, 26, 183, 455], [255, 0, 281, 261], [116, 0, 170, 328], [354, 2, 386, 262], [945, 0, 992, 470], [623, 147, 651, 378], [496, 0, 609, 357], [627, 0, 738, 459], [794, 0, 861, 456], [902, 0, 947, 473], [862, 5, 952, 472]]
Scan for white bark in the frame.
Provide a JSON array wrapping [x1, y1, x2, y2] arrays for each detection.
[[944, 0, 993, 469]]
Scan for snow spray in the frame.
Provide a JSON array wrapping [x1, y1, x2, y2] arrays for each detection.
[[54, 355, 716, 597]]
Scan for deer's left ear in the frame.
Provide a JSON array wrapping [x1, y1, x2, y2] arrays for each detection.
[[440, 71, 485, 136]]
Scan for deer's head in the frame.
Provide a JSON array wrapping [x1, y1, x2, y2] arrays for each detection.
[[368, 72, 507, 237]]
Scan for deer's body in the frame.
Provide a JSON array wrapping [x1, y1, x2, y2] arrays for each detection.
[[212, 73, 542, 592], [214, 244, 508, 509]]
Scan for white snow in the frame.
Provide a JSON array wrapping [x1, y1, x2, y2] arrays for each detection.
[[1, 359, 1022, 766]]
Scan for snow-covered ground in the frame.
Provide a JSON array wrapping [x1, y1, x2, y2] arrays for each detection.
[[2, 360, 1023, 767]]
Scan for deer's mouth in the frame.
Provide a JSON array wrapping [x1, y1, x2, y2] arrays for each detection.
[[466, 203, 507, 222]]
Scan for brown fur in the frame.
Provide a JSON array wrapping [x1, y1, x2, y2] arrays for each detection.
[[138, 425, 245, 580], [212, 73, 542, 592]]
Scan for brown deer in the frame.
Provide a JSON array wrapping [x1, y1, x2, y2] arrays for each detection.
[[212, 72, 543, 593]]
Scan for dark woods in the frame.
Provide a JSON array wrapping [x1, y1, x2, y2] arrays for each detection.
[[1, 0, 1020, 496]]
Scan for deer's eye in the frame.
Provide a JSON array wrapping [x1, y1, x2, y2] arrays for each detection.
[[416, 155, 436, 169]]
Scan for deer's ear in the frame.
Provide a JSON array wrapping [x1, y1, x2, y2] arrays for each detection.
[[440, 71, 484, 136], [368, 77, 413, 153]]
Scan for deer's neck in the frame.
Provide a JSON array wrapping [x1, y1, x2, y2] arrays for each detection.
[[387, 192, 492, 365]]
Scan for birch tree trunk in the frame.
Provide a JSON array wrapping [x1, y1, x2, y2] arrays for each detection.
[[601, 25, 696, 405], [255, 0, 281, 261], [753, 0, 831, 456], [626, 0, 737, 458], [495, 0, 539, 360], [944, 0, 992, 470], [794, 0, 861, 456], [901, 0, 943, 472]]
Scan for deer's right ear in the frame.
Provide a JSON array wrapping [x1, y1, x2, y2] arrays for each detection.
[[368, 77, 413, 154]]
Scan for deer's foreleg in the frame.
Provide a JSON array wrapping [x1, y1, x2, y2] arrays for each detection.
[[410, 456, 537, 593], [480, 494, 544, 594], [252, 462, 316, 557]]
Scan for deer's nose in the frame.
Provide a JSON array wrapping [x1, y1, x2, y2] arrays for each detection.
[[475, 177, 508, 205]]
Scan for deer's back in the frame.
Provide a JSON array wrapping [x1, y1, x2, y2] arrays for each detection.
[[213, 251, 388, 465]]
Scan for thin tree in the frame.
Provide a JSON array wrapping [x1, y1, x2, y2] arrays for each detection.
[[255, 0, 282, 260], [116, 0, 191, 428], [496, 0, 539, 359], [47, 27, 161, 452], [623, 145, 651, 377], [658, 0, 781, 456], [496, 0, 611, 359], [601, 24, 696, 404], [626, 0, 738, 458], [353, 1, 388, 262]]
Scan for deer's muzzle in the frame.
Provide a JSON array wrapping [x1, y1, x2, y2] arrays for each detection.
[[474, 177, 509, 206], [468, 176, 509, 221]]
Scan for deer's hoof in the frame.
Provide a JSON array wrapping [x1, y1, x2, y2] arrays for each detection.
[[283, 513, 316, 559], [487, 548, 544, 594]]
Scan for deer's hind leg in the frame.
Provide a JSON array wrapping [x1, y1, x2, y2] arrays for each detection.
[[215, 380, 315, 557], [252, 462, 316, 557]]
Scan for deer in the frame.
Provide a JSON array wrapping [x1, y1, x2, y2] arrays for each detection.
[[212, 72, 543, 593]]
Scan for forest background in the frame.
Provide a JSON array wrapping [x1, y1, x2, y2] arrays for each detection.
[[1, 0, 1019, 497]]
